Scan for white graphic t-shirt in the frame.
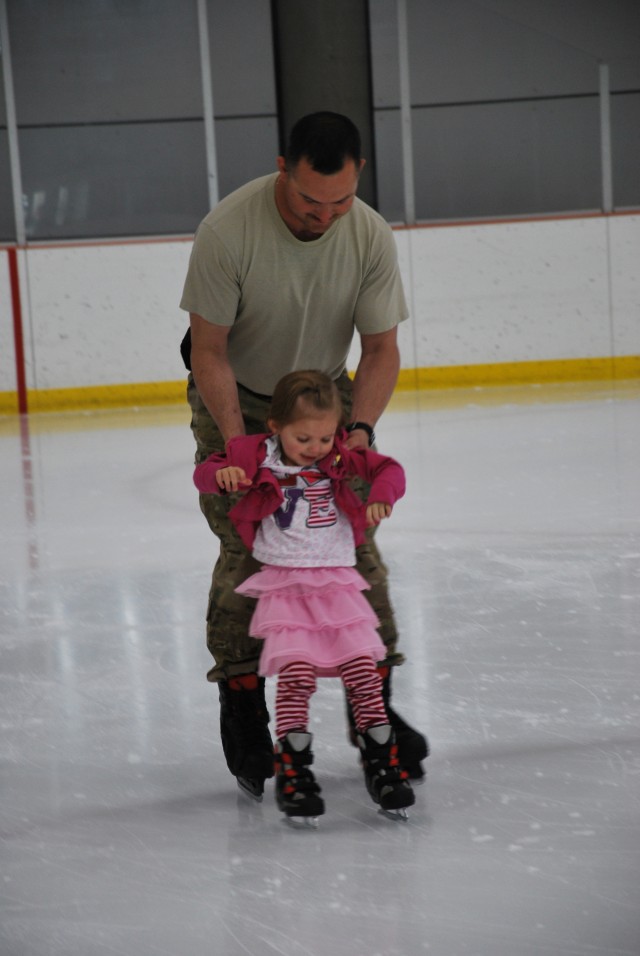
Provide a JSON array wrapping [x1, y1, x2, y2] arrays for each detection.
[[252, 437, 356, 568]]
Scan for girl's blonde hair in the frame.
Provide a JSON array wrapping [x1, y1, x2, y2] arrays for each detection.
[[268, 370, 345, 429]]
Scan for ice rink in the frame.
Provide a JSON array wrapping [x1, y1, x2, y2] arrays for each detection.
[[1, 381, 639, 956]]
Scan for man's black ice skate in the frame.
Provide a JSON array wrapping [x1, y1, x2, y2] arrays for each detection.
[[274, 732, 325, 827], [381, 667, 429, 780], [347, 666, 429, 781], [356, 724, 415, 821], [219, 674, 274, 801]]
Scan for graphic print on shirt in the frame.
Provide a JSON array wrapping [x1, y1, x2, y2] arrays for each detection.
[[274, 471, 337, 531]]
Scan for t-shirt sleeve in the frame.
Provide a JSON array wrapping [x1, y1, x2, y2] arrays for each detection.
[[353, 225, 409, 335], [179, 222, 240, 326]]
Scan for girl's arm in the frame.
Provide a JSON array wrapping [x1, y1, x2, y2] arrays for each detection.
[[193, 458, 251, 494], [341, 444, 406, 507], [193, 452, 230, 495], [193, 434, 263, 495]]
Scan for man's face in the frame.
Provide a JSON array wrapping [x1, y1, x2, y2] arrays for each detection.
[[275, 156, 364, 240]]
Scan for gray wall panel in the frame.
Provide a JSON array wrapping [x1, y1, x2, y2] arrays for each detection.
[[0, 52, 5, 125], [412, 97, 601, 219], [369, 0, 639, 221], [207, 0, 276, 116], [373, 109, 404, 223], [469, 0, 640, 75], [0, 131, 13, 240], [214, 116, 279, 200], [611, 92, 640, 208], [369, 0, 400, 107], [406, 0, 599, 103], [8, 0, 202, 124]]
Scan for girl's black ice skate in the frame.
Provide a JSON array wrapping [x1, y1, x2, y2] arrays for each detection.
[[345, 668, 429, 781], [356, 724, 415, 821], [274, 732, 325, 827]]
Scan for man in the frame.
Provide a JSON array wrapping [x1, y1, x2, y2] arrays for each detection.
[[180, 111, 428, 800]]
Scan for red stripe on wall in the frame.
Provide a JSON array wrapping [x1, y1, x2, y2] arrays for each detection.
[[8, 247, 28, 414]]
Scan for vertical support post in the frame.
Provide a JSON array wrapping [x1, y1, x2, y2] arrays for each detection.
[[397, 0, 415, 225], [599, 62, 613, 214], [0, 0, 26, 244], [8, 248, 28, 414], [197, 0, 219, 209], [271, 0, 376, 208]]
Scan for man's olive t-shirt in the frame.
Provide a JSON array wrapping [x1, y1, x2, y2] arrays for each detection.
[[180, 173, 408, 395]]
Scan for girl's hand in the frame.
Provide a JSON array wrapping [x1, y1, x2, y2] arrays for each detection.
[[216, 466, 252, 493], [366, 502, 392, 526]]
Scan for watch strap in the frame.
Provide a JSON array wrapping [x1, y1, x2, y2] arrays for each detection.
[[346, 421, 376, 447]]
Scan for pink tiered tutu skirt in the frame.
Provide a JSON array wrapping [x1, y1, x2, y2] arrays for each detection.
[[235, 566, 386, 677]]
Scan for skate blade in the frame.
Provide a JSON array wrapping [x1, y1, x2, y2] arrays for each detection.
[[236, 776, 264, 802], [283, 815, 320, 830], [377, 807, 409, 822]]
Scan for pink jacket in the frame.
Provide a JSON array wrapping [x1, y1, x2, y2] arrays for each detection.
[[193, 431, 406, 551]]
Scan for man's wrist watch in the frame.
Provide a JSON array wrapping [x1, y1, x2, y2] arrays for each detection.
[[346, 421, 376, 447]]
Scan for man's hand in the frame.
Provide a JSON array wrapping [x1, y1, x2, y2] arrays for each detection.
[[343, 427, 371, 451]]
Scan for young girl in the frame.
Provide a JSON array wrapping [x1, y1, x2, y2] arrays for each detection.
[[193, 370, 415, 822]]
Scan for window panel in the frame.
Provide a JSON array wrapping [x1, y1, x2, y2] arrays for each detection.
[[3, 0, 278, 239], [611, 91, 640, 209], [20, 121, 208, 240], [412, 97, 602, 220]]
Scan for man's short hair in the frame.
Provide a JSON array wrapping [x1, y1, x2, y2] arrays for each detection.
[[285, 111, 362, 174]]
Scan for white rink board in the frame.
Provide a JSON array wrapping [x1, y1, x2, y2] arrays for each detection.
[[409, 217, 610, 367], [610, 214, 640, 356], [1, 213, 639, 395], [20, 240, 193, 391]]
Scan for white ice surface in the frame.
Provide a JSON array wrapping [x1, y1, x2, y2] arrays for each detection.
[[1, 383, 639, 956]]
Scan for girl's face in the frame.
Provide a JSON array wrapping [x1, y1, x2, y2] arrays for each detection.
[[269, 412, 339, 467]]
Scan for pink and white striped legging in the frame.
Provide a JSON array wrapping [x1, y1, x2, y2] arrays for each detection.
[[275, 656, 387, 738]]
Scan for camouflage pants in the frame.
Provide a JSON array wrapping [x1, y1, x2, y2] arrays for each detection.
[[187, 372, 404, 682]]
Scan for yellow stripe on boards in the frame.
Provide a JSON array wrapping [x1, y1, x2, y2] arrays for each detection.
[[396, 356, 640, 391], [0, 356, 638, 416], [28, 381, 186, 413]]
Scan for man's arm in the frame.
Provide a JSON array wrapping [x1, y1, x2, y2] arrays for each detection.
[[347, 326, 400, 449], [189, 312, 246, 444]]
